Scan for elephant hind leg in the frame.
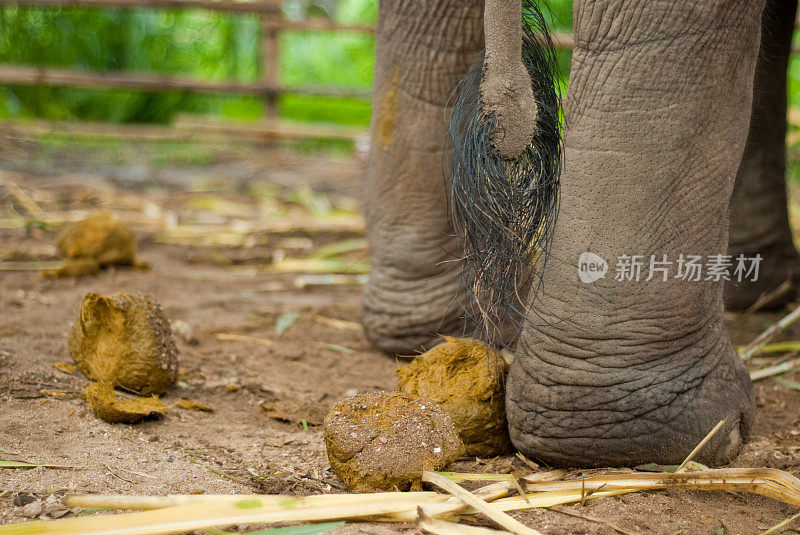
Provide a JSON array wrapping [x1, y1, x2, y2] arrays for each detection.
[[507, 0, 763, 467], [726, 0, 800, 311], [362, 0, 483, 355]]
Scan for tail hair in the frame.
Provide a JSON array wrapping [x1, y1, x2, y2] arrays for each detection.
[[448, 0, 563, 347]]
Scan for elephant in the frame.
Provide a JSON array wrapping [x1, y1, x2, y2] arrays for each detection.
[[361, 0, 800, 468]]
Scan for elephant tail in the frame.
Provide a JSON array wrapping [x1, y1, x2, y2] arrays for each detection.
[[448, 0, 562, 347]]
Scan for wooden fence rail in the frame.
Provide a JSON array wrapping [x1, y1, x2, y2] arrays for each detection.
[[2, 0, 279, 12], [0, 0, 573, 141], [0, 65, 372, 99]]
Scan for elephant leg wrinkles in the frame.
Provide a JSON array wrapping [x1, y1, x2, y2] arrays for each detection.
[[506, 0, 763, 466], [362, 0, 484, 355], [366, 0, 768, 466], [726, 0, 800, 311]]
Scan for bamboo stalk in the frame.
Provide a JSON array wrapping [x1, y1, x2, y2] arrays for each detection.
[[521, 468, 800, 507], [264, 258, 370, 275], [675, 419, 726, 473], [376, 480, 513, 523], [3, 179, 48, 220], [0, 261, 62, 271], [750, 358, 800, 381], [744, 341, 800, 354], [65, 491, 442, 511], [418, 509, 512, 535], [417, 481, 513, 521], [487, 489, 632, 512], [760, 510, 800, 535], [0, 500, 433, 535], [422, 471, 543, 535], [313, 315, 362, 331], [740, 306, 800, 360], [215, 333, 272, 346], [14, 467, 800, 535]]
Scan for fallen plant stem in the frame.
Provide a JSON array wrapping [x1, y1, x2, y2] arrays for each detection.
[[295, 275, 368, 289], [103, 463, 136, 485], [414, 480, 514, 523], [10, 468, 800, 535], [311, 239, 366, 259], [746, 280, 794, 313], [743, 341, 800, 354], [0, 261, 62, 271], [0, 460, 76, 469], [773, 375, 800, 390], [3, 179, 48, 221], [436, 473, 529, 504], [760, 510, 800, 535], [64, 491, 444, 512], [215, 333, 272, 346], [740, 306, 800, 360], [422, 471, 543, 535], [514, 453, 538, 470], [417, 508, 512, 535], [519, 470, 567, 483], [750, 358, 800, 381], [25, 494, 448, 535], [675, 419, 726, 473], [520, 467, 800, 507], [313, 315, 362, 331]]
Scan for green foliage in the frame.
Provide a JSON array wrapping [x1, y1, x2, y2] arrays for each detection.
[[541, 0, 572, 34], [789, 32, 800, 111], [0, 0, 575, 129], [0, 5, 259, 121], [0, 0, 571, 129], [0, 0, 376, 125], [783, 33, 800, 180], [539, 0, 572, 93], [281, 94, 371, 125]]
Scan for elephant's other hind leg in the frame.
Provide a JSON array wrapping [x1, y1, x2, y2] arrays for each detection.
[[726, 0, 800, 310], [362, 0, 483, 355]]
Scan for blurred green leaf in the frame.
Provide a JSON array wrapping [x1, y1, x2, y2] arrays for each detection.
[[316, 341, 353, 354], [0, 460, 74, 468], [242, 522, 345, 535], [275, 311, 300, 337], [0, 1, 376, 125], [774, 376, 800, 391]]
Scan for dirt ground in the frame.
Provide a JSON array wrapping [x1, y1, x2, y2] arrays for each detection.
[[1, 137, 800, 534]]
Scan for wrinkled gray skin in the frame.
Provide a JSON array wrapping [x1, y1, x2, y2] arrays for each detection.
[[363, 0, 800, 466], [726, 0, 800, 310]]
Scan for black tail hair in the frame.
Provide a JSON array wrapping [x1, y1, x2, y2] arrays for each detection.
[[448, 0, 562, 347]]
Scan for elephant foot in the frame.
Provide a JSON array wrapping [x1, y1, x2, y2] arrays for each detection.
[[495, 0, 763, 467], [362, 266, 472, 355], [505, 306, 754, 467], [723, 245, 800, 311]]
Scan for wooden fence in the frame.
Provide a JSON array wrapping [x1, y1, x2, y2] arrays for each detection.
[[0, 0, 574, 142]]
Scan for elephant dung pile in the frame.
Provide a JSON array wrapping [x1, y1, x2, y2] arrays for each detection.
[[397, 337, 511, 457], [324, 392, 463, 492], [324, 337, 513, 492], [69, 292, 178, 423], [84, 381, 167, 423], [40, 211, 148, 278]]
